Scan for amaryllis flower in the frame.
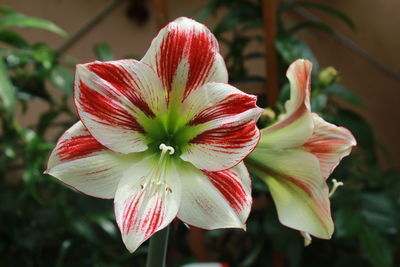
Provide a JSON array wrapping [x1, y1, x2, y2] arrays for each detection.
[[246, 59, 356, 243], [45, 17, 263, 252]]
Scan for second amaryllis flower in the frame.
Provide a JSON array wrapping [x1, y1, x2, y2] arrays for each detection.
[[46, 17, 263, 252], [246, 59, 356, 244]]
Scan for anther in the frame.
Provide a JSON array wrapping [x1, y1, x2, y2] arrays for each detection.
[[329, 179, 344, 197]]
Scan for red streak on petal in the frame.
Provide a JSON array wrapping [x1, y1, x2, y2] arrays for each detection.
[[205, 169, 247, 211], [142, 195, 164, 236], [304, 139, 348, 154], [157, 28, 187, 99], [189, 94, 257, 126], [191, 122, 257, 151], [58, 134, 105, 161], [79, 81, 145, 133], [87, 63, 155, 118], [123, 192, 145, 234], [184, 30, 216, 100]]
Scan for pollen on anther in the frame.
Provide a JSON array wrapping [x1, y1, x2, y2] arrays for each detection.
[[166, 187, 172, 193]]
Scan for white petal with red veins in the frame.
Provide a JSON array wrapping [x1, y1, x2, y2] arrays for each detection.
[[114, 155, 181, 253], [141, 17, 228, 104], [304, 113, 357, 179], [74, 60, 166, 154], [260, 59, 313, 149], [177, 161, 251, 230], [179, 82, 263, 171], [248, 148, 333, 239], [46, 121, 137, 199]]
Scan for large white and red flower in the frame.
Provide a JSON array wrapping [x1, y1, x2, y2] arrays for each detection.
[[46, 17, 263, 252], [246, 59, 356, 243]]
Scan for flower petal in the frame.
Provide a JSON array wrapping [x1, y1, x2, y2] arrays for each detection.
[[74, 59, 166, 154], [46, 121, 137, 199], [179, 82, 263, 171], [304, 113, 357, 179], [177, 161, 251, 230], [114, 155, 181, 253], [259, 59, 313, 148], [141, 17, 228, 104], [248, 148, 333, 239]]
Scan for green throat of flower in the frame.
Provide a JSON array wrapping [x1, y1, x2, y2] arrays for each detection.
[[140, 104, 201, 157]]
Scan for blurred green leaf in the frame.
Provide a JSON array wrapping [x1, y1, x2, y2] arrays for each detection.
[[0, 7, 16, 15], [311, 93, 328, 112], [361, 193, 398, 234], [32, 43, 55, 69], [289, 21, 334, 35], [324, 83, 363, 107], [0, 56, 16, 115], [334, 208, 364, 238], [94, 43, 115, 61], [50, 65, 73, 95], [360, 227, 393, 267], [276, 33, 319, 73], [0, 13, 67, 37], [0, 29, 29, 48]]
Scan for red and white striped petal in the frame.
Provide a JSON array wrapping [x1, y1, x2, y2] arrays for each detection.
[[114, 155, 181, 253], [180, 83, 263, 171], [74, 59, 166, 154], [304, 113, 357, 179], [260, 59, 313, 149], [177, 161, 251, 230], [141, 17, 228, 104], [248, 148, 333, 239], [46, 121, 136, 199]]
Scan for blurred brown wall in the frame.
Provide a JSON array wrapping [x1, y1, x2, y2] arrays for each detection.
[[2, 0, 400, 169]]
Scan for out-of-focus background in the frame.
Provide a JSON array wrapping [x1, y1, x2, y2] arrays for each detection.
[[0, 0, 399, 266]]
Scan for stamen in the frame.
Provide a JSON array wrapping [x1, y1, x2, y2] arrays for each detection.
[[141, 143, 175, 192], [329, 179, 343, 197], [159, 143, 175, 155]]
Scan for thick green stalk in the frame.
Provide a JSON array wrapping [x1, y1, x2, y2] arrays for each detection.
[[146, 226, 170, 267]]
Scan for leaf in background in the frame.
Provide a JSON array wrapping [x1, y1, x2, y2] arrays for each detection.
[[275, 33, 319, 73], [360, 193, 398, 235], [289, 21, 334, 35], [93, 43, 115, 61], [360, 227, 393, 267], [311, 93, 328, 113], [196, 1, 218, 21], [0, 56, 16, 115], [0, 13, 67, 37], [0, 29, 29, 48], [32, 43, 55, 70], [334, 208, 364, 238], [279, 1, 356, 30], [50, 65, 73, 95], [325, 83, 364, 107], [0, 7, 16, 15]]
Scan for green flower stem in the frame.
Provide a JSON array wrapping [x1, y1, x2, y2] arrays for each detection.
[[146, 225, 170, 267]]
